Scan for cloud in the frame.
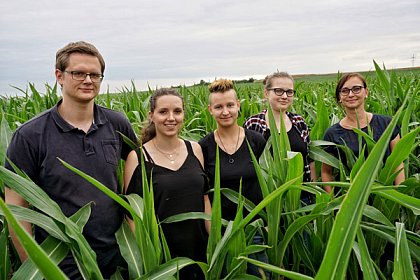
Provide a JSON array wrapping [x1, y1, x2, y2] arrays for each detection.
[[1, 0, 420, 95]]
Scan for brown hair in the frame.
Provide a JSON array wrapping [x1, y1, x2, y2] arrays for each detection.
[[56, 41, 105, 73], [141, 88, 184, 143], [335, 73, 367, 102], [263, 72, 294, 89]]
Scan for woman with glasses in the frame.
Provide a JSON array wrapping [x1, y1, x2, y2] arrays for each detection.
[[321, 73, 405, 192], [244, 72, 316, 203]]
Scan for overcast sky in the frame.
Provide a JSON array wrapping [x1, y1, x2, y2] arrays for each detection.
[[1, 0, 419, 96]]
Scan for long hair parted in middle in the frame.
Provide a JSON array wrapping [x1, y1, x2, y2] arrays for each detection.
[[141, 88, 184, 143]]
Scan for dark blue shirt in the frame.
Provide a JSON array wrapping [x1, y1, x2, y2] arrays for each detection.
[[5, 100, 137, 277], [323, 114, 399, 170]]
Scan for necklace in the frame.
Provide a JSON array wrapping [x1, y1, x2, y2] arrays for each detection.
[[153, 139, 180, 164], [216, 126, 241, 164]]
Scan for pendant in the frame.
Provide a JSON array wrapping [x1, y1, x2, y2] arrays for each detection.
[[228, 158, 234, 164], [169, 154, 173, 159], [170, 160, 175, 164]]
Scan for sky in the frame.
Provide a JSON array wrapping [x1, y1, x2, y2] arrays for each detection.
[[1, 0, 419, 96]]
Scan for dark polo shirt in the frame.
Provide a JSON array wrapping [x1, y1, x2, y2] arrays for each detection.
[[5, 100, 137, 278]]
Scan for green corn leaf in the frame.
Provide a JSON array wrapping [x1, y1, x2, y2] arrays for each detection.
[[393, 223, 418, 280], [372, 189, 420, 215], [57, 158, 137, 220], [350, 146, 366, 182], [400, 91, 417, 137], [115, 220, 142, 278], [362, 205, 393, 227], [207, 146, 222, 264], [161, 212, 212, 224], [378, 127, 420, 185], [354, 227, 379, 280], [0, 164, 102, 279], [139, 257, 201, 280], [220, 188, 268, 221], [0, 227, 11, 280], [238, 256, 314, 280], [353, 127, 376, 152], [0, 205, 69, 242], [0, 197, 68, 280], [125, 193, 144, 220], [12, 203, 93, 280], [315, 99, 405, 279], [309, 145, 340, 169], [0, 165, 67, 220]]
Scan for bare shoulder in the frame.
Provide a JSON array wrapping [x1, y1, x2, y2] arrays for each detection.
[[190, 141, 204, 166], [126, 149, 139, 165], [190, 141, 203, 155]]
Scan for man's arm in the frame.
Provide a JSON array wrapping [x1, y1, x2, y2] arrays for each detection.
[[5, 187, 31, 262]]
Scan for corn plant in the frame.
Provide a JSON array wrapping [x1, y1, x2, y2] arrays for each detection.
[[0, 62, 419, 279]]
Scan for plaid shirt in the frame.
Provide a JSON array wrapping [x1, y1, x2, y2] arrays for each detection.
[[243, 109, 312, 182]]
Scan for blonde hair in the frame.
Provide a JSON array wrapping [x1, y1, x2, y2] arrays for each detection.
[[263, 72, 294, 89], [208, 79, 234, 93]]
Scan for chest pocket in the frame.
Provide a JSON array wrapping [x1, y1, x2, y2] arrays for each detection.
[[102, 139, 120, 166]]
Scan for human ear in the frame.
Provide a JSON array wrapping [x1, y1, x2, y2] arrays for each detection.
[[55, 69, 64, 87]]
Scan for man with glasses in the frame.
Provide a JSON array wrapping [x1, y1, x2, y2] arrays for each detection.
[[5, 41, 137, 279]]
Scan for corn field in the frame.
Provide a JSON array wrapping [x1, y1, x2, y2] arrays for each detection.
[[0, 62, 419, 279]]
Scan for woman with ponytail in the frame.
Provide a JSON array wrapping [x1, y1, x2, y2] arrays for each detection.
[[124, 88, 211, 279]]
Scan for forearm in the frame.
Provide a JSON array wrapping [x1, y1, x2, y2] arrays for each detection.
[[5, 187, 31, 262], [321, 163, 334, 193], [9, 221, 32, 262], [204, 195, 212, 234], [309, 161, 317, 182], [394, 163, 405, 186]]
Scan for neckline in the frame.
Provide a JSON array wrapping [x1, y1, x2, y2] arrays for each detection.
[[338, 114, 375, 131], [143, 140, 189, 172], [213, 130, 245, 157], [263, 109, 293, 132]]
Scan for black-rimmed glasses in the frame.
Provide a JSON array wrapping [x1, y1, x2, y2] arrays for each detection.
[[267, 88, 295, 97], [339, 85, 364, 95], [64, 71, 104, 83]]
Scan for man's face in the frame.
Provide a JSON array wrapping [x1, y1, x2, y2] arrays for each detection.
[[55, 53, 102, 103]]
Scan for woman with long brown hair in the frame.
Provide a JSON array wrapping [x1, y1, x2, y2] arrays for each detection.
[[124, 88, 211, 279]]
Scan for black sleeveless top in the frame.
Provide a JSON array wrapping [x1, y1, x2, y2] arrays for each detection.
[[126, 140, 208, 279]]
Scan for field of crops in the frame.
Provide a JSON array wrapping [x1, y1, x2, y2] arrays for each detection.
[[0, 63, 419, 279]]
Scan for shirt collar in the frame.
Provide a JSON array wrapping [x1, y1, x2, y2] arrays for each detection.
[[51, 99, 107, 132]]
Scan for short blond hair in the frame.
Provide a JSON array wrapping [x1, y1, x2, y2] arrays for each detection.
[[208, 79, 234, 93]]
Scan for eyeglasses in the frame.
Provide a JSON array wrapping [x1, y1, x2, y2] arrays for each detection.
[[267, 88, 295, 97], [339, 85, 364, 96], [64, 71, 104, 83]]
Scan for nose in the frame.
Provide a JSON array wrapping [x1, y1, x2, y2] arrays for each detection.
[[347, 90, 355, 97], [83, 74, 93, 83], [222, 106, 229, 115], [167, 111, 175, 120]]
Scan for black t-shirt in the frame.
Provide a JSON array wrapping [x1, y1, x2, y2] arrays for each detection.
[[199, 129, 266, 221]]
